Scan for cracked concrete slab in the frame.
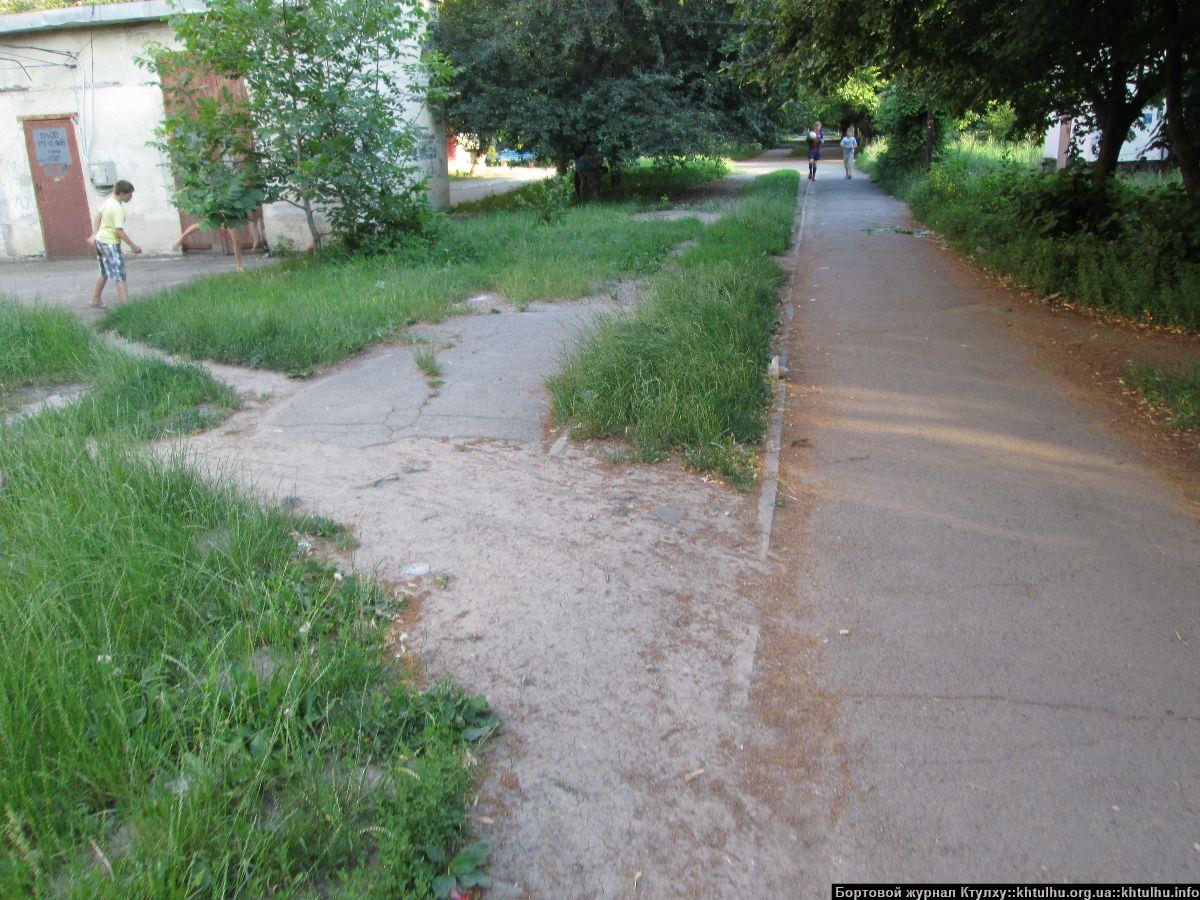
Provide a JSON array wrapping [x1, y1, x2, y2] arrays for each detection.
[[266, 297, 612, 447]]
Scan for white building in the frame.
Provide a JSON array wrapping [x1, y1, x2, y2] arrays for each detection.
[[0, 0, 449, 259], [1042, 105, 1169, 169]]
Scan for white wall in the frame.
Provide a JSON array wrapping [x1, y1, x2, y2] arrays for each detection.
[[1041, 105, 1169, 169], [0, 6, 447, 259], [0, 22, 183, 257]]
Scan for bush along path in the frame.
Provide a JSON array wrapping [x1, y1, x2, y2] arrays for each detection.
[[860, 137, 1200, 330], [550, 170, 801, 488], [0, 301, 493, 897]]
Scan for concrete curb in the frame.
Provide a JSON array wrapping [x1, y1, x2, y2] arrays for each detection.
[[757, 178, 810, 561]]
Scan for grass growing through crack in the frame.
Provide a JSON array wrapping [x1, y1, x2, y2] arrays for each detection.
[[549, 170, 799, 490], [413, 346, 442, 379], [1, 302, 494, 896], [1125, 363, 1200, 434], [106, 201, 705, 376]]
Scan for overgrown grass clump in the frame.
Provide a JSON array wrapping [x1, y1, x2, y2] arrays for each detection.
[[860, 137, 1200, 329], [107, 203, 704, 375], [1, 303, 492, 896], [602, 157, 730, 203], [0, 301, 94, 394], [550, 170, 799, 490], [1126, 363, 1200, 434], [1, 301, 235, 433]]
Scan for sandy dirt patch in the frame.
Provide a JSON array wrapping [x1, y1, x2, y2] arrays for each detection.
[[165, 282, 812, 894]]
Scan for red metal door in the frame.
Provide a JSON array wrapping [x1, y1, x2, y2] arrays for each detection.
[[22, 117, 93, 258], [158, 68, 261, 252]]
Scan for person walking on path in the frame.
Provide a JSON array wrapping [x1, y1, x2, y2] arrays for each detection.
[[806, 121, 824, 181], [86, 179, 141, 308], [841, 127, 859, 179]]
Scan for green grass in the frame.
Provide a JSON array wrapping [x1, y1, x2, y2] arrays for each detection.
[[0, 301, 94, 394], [1, 302, 493, 896], [549, 170, 800, 490], [721, 142, 767, 161], [413, 346, 442, 379], [1126, 363, 1200, 434], [106, 203, 705, 375], [1, 301, 235, 433], [860, 137, 1200, 329]]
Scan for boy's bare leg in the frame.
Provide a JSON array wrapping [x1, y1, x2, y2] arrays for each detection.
[[173, 222, 201, 251], [116, 282, 128, 304], [229, 229, 245, 272], [89, 276, 107, 308]]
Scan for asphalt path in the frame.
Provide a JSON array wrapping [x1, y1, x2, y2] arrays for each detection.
[[758, 148, 1199, 882], [0, 167, 549, 314]]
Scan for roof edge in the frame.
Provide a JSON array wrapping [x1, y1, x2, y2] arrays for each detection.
[[0, 0, 206, 36]]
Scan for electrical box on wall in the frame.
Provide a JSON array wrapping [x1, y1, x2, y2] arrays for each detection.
[[89, 161, 117, 188]]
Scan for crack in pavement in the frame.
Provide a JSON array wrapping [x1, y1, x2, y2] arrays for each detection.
[[838, 691, 1200, 723]]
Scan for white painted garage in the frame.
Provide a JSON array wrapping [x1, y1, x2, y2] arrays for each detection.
[[0, 0, 449, 259]]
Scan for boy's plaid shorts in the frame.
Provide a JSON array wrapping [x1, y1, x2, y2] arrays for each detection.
[[95, 241, 126, 282]]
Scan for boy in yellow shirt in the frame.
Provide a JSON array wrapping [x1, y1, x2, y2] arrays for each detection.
[[87, 179, 142, 308]]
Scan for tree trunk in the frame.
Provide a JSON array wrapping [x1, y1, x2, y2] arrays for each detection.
[[1090, 82, 1140, 184], [923, 108, 936, 170], [301, 197, 322, 253], [1165, 44, 1200, 206]]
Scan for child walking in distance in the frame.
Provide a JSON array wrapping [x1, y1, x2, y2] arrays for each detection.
[[841, 128, 859, 179], [86, 180, 141, 308], [806, 122, 823, 181]]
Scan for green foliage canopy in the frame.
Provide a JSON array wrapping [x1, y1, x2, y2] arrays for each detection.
[[782, 68, 881, 136], [434, 0, 777, 172], [749, 0, 1200, 193]]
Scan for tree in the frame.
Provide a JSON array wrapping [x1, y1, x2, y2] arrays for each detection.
[[155, 0, 432, 252], [750, 0, 1200, 193], [782, 69, 882, 139], [434, 0, 775, 176], [1162, 0, 1200, 204]]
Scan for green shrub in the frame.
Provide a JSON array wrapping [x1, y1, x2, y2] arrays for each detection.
[[516, 173, 576, 222], [865, 138, 1200, 329]]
